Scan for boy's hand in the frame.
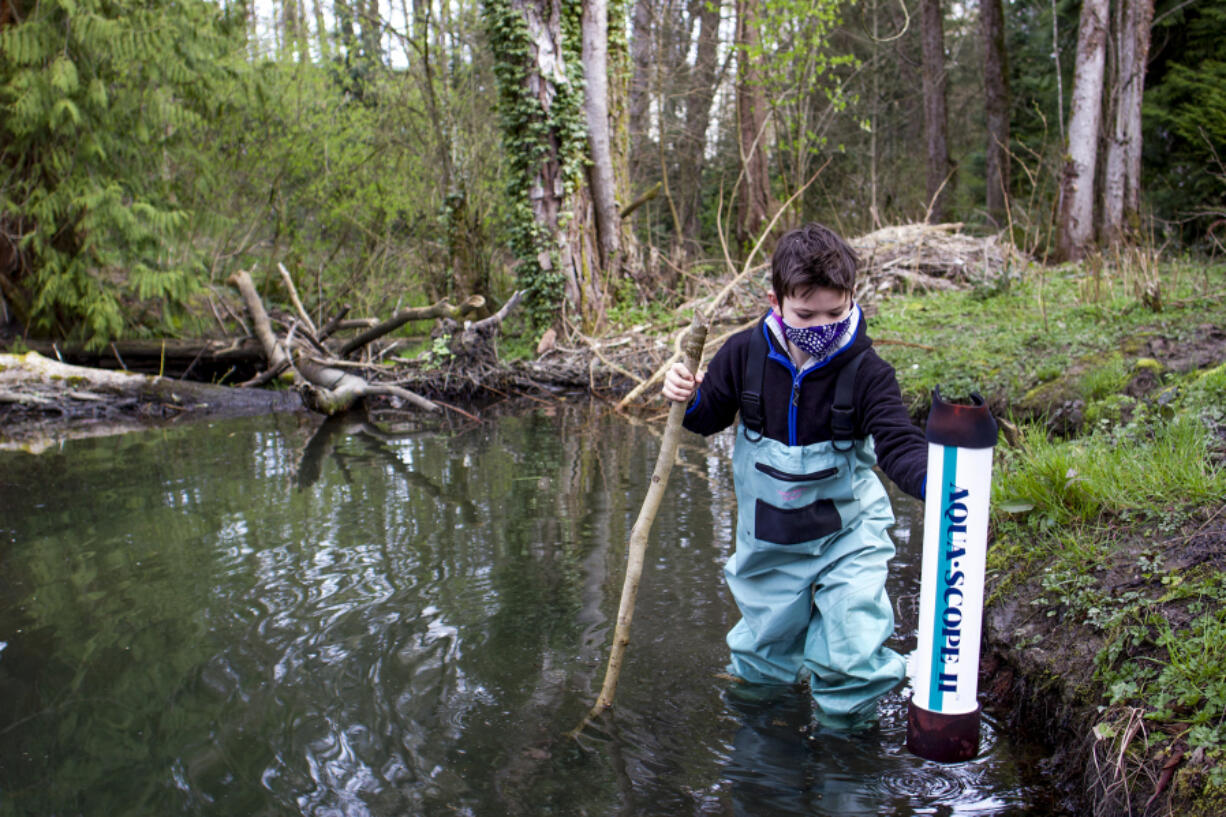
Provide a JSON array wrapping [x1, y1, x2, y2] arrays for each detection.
[[662, 361, 702, 404]]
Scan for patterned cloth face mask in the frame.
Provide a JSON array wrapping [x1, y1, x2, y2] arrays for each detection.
[[781, 308, 855, 361]]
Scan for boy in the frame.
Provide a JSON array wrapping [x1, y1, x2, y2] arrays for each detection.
[[663, 223, 927, 730]]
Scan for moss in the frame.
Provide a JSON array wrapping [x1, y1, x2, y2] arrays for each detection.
[[1084, 393, 1136, 426], [1119, 330, 1160, 356], [1170, 765, 1226, 817], [1019, 375, 1081, 413], [1132, 356, 1164, 375], [1185, 361, 1226, 408]]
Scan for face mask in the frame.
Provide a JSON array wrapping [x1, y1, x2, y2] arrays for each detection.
[[781, 308, 854, 360]]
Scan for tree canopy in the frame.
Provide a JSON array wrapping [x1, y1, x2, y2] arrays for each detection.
[[1, 0, 1222, 345]]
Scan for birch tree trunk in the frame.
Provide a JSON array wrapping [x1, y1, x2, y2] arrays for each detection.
[[1057, 0, 1109, 261], [920, 0, 954, 222], [735, 0, 775, 246], [980, 0, 1010, 224], [582, 0, 623, 270]]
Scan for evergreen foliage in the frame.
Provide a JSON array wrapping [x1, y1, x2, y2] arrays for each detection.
[[1, 0, 234, 344], [1143, 0, 1226, 244]]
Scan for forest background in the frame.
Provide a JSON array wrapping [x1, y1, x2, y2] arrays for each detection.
[[0, 0, 1222, 349]]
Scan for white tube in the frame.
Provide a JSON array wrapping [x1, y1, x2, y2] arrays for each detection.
[[911, 442, 994, 714]]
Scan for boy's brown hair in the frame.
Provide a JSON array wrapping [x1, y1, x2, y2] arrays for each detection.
[[770, 223, 859, 302]]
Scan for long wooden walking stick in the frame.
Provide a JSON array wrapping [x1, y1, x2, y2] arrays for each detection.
[[571, 313, 708, 735]]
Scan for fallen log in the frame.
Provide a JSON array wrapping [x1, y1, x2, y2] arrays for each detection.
[[22, 338, 266, 380], [0, 350, 303, 441], [228, 270, 441, 417]]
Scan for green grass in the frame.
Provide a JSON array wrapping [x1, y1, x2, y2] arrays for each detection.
[[872, 259, 1226, 415], [992, 414, 1226, 529]]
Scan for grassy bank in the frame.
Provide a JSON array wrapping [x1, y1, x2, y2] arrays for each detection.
[[873, 256, 1226, 814]]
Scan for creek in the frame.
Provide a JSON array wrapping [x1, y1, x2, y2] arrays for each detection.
[[0, 406, 1056, 816]]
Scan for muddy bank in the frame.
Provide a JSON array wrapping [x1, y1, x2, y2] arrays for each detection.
[[980, 503, 1226, 816]]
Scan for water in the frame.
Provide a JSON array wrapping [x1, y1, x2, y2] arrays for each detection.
[[0, 406, 1054, 816]]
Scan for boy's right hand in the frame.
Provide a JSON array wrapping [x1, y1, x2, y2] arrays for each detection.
[[662, 361, 702, 404]]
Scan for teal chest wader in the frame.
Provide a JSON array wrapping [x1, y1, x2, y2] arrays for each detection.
[[724, 323, 906, 723]]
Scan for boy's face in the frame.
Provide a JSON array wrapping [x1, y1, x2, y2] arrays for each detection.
[[769, 286, 852, 328]]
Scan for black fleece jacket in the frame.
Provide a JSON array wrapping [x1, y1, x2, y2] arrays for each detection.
[[683, 314, 928, 500]]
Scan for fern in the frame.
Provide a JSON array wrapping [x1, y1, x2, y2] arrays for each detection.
[[1, 0, 235, 346]]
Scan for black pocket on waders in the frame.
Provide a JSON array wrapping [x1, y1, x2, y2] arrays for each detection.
[[754, 498, 843, 545], [754, 462, 837, 483]]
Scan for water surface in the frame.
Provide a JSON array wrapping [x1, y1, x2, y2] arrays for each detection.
[[0, 406, 1053, 816]]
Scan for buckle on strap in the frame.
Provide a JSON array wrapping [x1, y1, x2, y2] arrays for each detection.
[[830, 404, 855, 451], [741, 391, 764, 441]]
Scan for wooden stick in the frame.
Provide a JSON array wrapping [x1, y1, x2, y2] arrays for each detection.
[[278, 263, 318, 336], [572, 313, 708, 735]]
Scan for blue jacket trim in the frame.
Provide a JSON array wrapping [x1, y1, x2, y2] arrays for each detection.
[[685, 387, 702, 415]]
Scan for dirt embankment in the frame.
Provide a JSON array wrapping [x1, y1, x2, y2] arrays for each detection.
[[977, 323, 1226, 817]]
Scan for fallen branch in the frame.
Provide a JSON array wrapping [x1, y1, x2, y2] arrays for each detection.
[[278, 263, 318, 336], [338, 295, 486, 357], [228, 270, 292, 375], [228, 269, 440, 416]]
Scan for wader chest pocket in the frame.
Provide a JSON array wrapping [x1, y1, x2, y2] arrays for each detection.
[[754, 498, 842, 545], [754, 463, 837, 482]]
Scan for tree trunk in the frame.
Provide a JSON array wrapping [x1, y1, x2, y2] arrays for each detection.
[[735, 0, 774, 246], [1104, 0, 1153, 239], [0, 350, 304, 429], [361, 0, 381, 62], [1124, 0, 1153, 227], [313, 0, 330, 60], [628, 0, 652, 184], [279, 0, 295, 59], [920, 0, 954, 222], [676, 0, 722, 254], [296, 0, 310, 63], [1057, 0, 1108, 261], [980, 0, 1010, 224], [337, 0, 357, 56], [486, 0, 604, 328], [582, 0, 623, 270], [606, 0, 641, 279], [1101, 0, 1131, 245]]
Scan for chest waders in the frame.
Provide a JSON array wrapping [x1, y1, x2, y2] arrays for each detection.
[[725, 321, 906, 726]]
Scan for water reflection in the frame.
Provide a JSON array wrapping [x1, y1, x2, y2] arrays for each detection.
[[0, 406, 1051, 817]]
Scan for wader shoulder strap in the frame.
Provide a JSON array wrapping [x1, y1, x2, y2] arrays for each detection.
[[830, 349, 867, 450], [740, 317, 770, 439]]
